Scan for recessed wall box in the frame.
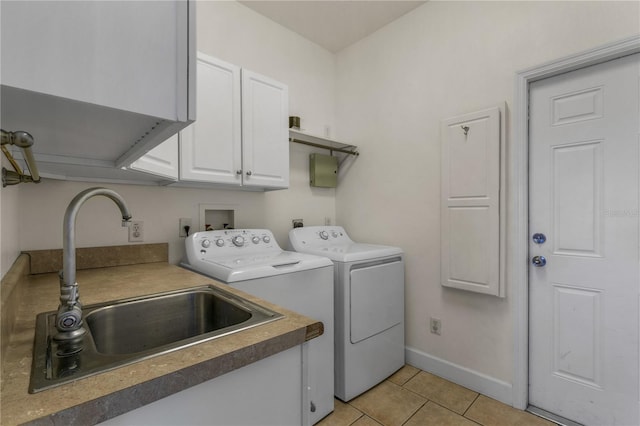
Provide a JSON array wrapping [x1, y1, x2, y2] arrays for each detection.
[[309, 153, 338, 188]]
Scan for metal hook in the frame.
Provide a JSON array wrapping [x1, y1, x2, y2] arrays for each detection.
[[461, 125, 470, 136]]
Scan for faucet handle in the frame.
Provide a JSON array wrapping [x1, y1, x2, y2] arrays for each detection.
[[54, 304, 86, 344]]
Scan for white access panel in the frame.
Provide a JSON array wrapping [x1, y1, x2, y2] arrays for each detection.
[[350, 261, 404, 344], [440, 104, 505, 297]]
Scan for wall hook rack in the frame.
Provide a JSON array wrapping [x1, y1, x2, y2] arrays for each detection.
[[461, 125, 470, 136]]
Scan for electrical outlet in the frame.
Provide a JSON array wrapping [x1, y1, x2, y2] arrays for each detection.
[[430, 317, 442, 335], [179, 218, 192, 237], [292, 218, 303, 228], [128, 221, 144, 242]]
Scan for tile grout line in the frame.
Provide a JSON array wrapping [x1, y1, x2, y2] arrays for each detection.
[[348, 379, 428, 426], [462, 393, 481, 418], [347, 411, 364, 426], [399, 398, 429, 426], [424, 399, 483, 425]]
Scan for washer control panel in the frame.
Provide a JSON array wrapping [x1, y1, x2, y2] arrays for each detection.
[[289, 225, 353, 248], [187, 229, 280, 259]]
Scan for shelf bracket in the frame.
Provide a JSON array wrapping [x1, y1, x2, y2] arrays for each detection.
[[288, 128, 359, 166]]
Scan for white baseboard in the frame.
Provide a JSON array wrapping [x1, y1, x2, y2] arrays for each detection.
[[405, 346, 514, 406]]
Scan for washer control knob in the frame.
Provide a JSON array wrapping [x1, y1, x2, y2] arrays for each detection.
[[232, 235, 245, 247], [201, 239, 211, 248], [252, 236, 260, 244], [319, 231, 329, 240], [262, 235, 271, 243], [331, 231, 338, 238], [215, 239, 225, 247]]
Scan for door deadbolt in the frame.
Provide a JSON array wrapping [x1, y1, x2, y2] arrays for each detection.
[[532, 233, 546, 244]]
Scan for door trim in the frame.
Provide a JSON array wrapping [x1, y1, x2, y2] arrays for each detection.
[[510, 35, 640, 410]]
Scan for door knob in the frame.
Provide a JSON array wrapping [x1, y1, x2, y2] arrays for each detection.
[[531, 256, 547, 267]]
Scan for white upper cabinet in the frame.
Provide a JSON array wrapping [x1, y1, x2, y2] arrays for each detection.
[[179, 53, 289, 190], [0, 1, 195, 178], [180, 54, 242, 185], [241, 70, 290, 189], [129, 134, 179, 181]]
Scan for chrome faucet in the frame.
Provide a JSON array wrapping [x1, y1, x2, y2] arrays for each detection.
[[54, 187, 132, 344]]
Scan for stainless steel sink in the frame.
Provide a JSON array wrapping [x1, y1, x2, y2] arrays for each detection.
[[29, 286, 283, 393]]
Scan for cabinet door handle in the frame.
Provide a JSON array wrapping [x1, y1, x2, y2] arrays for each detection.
[[236, 170, 242, 175], [246, 170, 252, 176]]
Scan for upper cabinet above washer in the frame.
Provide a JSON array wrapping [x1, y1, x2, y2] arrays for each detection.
[[177, 53, 289, 190], [0, 0, 195, 179], [239, 69, 289, 190]]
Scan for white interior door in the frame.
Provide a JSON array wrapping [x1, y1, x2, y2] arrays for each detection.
[[529, 53, 639, 425]]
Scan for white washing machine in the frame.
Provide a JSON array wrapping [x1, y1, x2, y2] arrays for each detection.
[[181, 229, 334, 425], [288, 226, 405, 401]]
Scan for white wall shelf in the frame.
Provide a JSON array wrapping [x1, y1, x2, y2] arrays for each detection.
[[289, 129, 359, 159]]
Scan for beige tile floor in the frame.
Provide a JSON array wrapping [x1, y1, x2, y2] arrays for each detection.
[[318, 365, 556, 426]]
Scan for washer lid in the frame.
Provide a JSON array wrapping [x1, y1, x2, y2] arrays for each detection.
[[288, 225, 403, 262], [182, 250, 332, 282], [298, 243, 403, 262]]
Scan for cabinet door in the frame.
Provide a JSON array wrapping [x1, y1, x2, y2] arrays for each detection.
[[1, 1, 187, 119], [180, 54, 242, 184], [0, 1, 195, 175], [241, 70, 290, 189], [129, 134, 179, 181]]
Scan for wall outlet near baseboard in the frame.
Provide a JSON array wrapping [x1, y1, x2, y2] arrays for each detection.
[[430, 317, 442, 335]]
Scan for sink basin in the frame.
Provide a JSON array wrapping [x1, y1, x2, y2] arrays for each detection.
[[29, 286, 283, 393], [86, 290, 253, 355]]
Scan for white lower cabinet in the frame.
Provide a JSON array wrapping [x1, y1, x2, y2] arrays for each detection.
[[101, 345, 307, 426], [131, 52, 289, 190]]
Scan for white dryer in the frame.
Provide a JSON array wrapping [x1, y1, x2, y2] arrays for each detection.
[[288, 226, 405, 401], [181, 229, 334, 425]]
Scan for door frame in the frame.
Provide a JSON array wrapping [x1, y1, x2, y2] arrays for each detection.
[[510, 35, 640, 410]]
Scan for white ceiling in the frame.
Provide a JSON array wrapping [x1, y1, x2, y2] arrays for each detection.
[[238, 1, 427, 53]]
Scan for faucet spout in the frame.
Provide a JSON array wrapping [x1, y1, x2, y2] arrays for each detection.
[[55, 187, 132, 343]]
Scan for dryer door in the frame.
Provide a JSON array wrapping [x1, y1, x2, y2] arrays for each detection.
[[350, 258, 404, 344]]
